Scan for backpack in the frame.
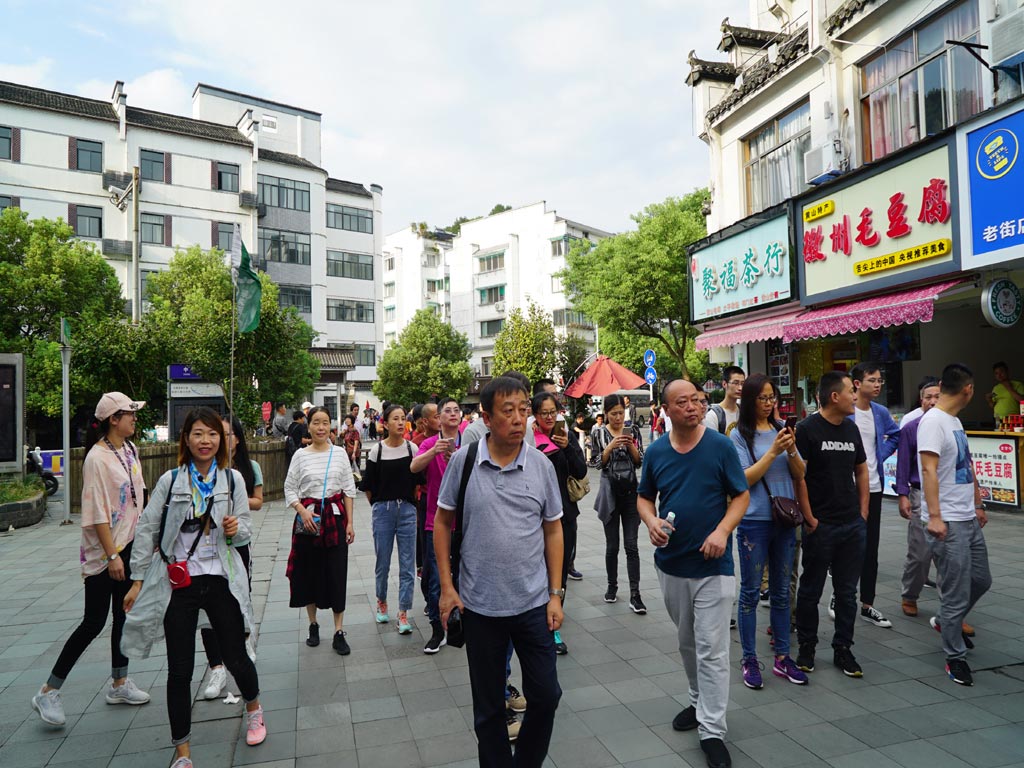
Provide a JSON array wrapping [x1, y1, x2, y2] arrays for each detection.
[[709, 404, 727, 433], [450, 440, 479, 576], [358, 441, 417, 494], [602, 427, 638, 494]]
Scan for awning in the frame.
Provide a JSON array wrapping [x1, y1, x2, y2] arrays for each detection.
[[781, 278, 967, 343], [695, 306, 806, 350]]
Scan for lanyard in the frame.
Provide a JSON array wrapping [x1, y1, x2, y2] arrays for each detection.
[[104, 438, 138, 509], [321, 447, 334, 507]]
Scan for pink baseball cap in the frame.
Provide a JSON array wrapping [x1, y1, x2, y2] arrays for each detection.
[[95, 391, 146, 420]]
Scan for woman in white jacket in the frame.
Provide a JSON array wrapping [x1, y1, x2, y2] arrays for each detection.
[[122, 407, 266, 768]]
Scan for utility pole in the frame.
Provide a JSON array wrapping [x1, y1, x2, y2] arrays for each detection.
[[131, 166, 141, 324], [60, 318, 72, 525]]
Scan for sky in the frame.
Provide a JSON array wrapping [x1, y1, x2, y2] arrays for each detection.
[[0, 0, 750, 235]]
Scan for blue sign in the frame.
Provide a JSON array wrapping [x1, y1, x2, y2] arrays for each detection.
[[643, 349, 657, 368], [644, 367, 657, 385], [964, 107, 1024, 268], [168, 364, 201, 381]]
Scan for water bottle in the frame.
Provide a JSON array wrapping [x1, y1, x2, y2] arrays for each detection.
[[659, 511, 676, 548]]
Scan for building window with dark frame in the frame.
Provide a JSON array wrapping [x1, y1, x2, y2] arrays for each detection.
[[327, 299, 375, 323], [743, 101, 811, 216], [217, 222, 234, 251], [76, 206, 102, 238], [326, 250, 373, 280], [140, 213, 165, 244], [0, 126, 11, 160], [257, 227, 311, 265], [140, 149, 165, 181], [553, 308, 594, 329], [0, 196, 12, 211], [354, 344, 375, 367], [258, 174, 310, 211], [278, 285, 312, 313], [480, 319, 504, 338], [384, 281, 396, 299], [326, 203, 373, 233], [217, 162, 239, 192], [479, 285, 505, 305], [478, 252, 505, 273], [384, 255, 395, 271], [76, 139, 102, 173], [384, 305, 396, 322], [860, 0, 982, 163]]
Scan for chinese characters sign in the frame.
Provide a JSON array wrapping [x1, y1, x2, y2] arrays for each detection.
[[799, 147, 955, 302], [968, 435, 1019, 507], [690, 215, 791, 322]]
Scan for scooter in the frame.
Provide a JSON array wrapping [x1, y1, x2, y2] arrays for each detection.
[[25, 446, 59, 496]]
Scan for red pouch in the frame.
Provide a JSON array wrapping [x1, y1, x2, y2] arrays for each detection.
[[167, 560, 191, 590]]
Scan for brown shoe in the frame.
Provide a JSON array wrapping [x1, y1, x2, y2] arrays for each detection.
[[902, 599, 918, 617], [962, 622, 976, 637]]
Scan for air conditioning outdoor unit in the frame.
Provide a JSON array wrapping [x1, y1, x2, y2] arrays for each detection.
[[991, 5, 1024, 70], [494, 301, 506, 312], [804, 142, 843, 185]]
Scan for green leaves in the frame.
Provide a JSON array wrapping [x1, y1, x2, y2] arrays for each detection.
[[493, 302, 557, 386], [374, 309, 472, 405]]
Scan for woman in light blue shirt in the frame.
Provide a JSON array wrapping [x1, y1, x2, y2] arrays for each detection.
[[731, 374, 807, 690]]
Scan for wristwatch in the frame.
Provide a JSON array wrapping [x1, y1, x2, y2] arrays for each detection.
[[548, 588, 566, 599], [975, 503, 987, 511], [108, 552, 119, 561]]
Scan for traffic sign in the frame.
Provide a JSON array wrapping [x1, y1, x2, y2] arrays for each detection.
[[645, 367, 657, 385], [644, 349, 657, 368]]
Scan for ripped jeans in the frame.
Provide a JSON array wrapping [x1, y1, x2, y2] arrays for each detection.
[[737, 519, 796, 659]]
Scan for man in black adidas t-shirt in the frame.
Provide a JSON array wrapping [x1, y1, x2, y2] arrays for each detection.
[[794, 371, 869, 679]]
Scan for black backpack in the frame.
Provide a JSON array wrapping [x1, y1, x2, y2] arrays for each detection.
[[709, 404, 727, 433]]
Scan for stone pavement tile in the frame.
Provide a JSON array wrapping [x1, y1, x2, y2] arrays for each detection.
[[792, 722, 870, 759], [971, 691, 1024, 721], [189, 738, 237, 768], [874, 679, 955, 706], [609, 639, 662, 661], [347, 676, 398, 702], [628, 654, 685, 677], [838, 685, 914, 713], [233, 729, 297, 765], [108, 750, 176, 768], [547, 733, 620, 768], [357, 738, 423, 768], [401, 686, 456, 714], [66, 706, 139, 737], [878, 739, 973, 768], [0, 737, 62, 767], [343, 660, 392, 683], [566, 645, 622, 667], [882, 699, 1009, 738], [296, 701, 350, 729], [832, 713, 912, 748], [553, 705, 594, 736], [825, 748, 904, 768], [623, 755, 693, 768], [353, 714, 414, 748], [577, 703, 646, 734], [416, 729, 478, 766], [624, 695, 680, 727], [556, 666, 602, 691], [677, 743, 761, 768], [794, 688, 869, 720], [928, 724, 1024, 767], [590, 660, 646, 684], [260, 687, 300, 711], [115, 722, 170, 755], [295, 677, 343, 707], [598, 726, 673, 763], [5, 714, 77, 744], [648, 671, 691, 697], [294, 723, 355, 756], [747, 700, 823, 729], [47, 731, 120, 764], [296, 751, 358, 768], [561, 684, 619, 712], [606, 676, 670, 704], [728, 680, 789, 709], [407, 706, 469, 740], [297, 665, 345, 690], [733, 731, 821, 768], [350, 694, 404, 723]]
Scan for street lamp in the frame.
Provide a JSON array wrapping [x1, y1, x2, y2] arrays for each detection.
[[108, 166, 141, 323]]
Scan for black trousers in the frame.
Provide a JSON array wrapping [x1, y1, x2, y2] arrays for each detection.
[[201, 545, 251, 667], [559, 517, 577, 607], [165, 575, 259, 744], [860, 492, 883, 606], [796, 517, 867, 651], [603, 492, 640, 594], [49, 541, 134, 687]]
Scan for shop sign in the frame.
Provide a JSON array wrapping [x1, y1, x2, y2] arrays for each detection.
[[959, 106, 1024, 268], [690, 214, 791, 322], [981, 278, 1023, 329], [969, 435, 1019, 506], [799, 146, 956, 303]]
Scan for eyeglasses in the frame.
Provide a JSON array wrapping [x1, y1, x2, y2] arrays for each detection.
[[864, 378, 885, 385], [441, 408, 462, 415], [756, 395, 778, 403], [537, 410, 558, 418]]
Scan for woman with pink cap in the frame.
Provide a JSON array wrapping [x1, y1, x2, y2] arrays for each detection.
[[31, 391, 152, 727]]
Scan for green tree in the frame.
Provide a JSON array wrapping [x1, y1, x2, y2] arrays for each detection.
[[555, 333, 593, 416], [597, 329, 710, 393], [561, 190, 709, 380], [493, 302, 557, 386], [374, 309, 472, 405], [488, 203, 511, 216], [443, 215, 474, 236]]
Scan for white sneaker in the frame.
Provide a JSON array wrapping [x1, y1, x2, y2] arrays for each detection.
[[106, 678, 151, 705], [861, 605, 893, 628], [828, 594, 836, 621], [31, 686, 66, 726], [203, 667, 228, 700]]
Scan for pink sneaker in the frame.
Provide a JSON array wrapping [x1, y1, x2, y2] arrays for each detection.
[[245, 705, 266, 746]]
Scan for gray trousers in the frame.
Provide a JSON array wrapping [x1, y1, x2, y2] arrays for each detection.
[[900, 489, 934, 601], [658, 569, 734, 741], [930, 518, 992, 660]]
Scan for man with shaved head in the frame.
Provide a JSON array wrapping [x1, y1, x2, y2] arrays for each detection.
[[637, 379, 750, 768]]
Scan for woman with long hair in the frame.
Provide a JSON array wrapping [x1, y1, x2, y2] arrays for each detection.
[[199, 414, 262, 700], [592, 394, 646, 612], [123, 407, 265, 768], [31, 393, 151, 726], [730, 374, 808, 690], [285, 406, 357, 654], [532, 392, 588, 653], [362, 404, 421, 633]]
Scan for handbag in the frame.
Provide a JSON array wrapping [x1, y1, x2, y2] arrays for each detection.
[[745, 437, 803, 529], [294, 448, 334, 536], [567, 474, 590, 503]]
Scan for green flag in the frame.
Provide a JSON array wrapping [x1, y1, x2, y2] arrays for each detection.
[[230, 224, 262, 333]]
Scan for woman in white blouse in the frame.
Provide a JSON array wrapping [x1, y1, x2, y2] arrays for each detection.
[[284, 406, 357, 654]]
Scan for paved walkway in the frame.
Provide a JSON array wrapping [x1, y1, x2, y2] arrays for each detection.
[[1, 469, 1023, 768]]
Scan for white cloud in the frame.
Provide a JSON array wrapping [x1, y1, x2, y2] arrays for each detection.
[[0, 57, 54, 87], [77, 68, 191, 115]]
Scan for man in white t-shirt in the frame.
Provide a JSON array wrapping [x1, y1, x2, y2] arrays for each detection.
[[704, 366, 744, 435], [918, 362, 991, 687]]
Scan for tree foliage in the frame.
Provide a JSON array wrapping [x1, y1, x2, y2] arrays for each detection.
[[561, 190, 708, 380], [488, 204, 511, 216], [492, 302, 557, 386], [598, 328, 710, 396], [374, 309, 472, 405], [443, 203, 513, 235], [555, 333, 593, 416]]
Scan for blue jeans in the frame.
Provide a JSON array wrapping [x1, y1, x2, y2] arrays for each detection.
[[737, 519, 796, 658], [372, 500, 417, 611]]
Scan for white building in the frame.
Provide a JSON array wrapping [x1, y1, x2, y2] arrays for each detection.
[[0, 79, 383, 412], [381, 226, 455, 347]]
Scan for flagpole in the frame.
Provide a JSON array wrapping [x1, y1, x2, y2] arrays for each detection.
[[227, 240, 238, 532]]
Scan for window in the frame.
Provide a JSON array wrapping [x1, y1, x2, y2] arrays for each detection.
[[140, 213, 165, 244], [480, 319, 504, 337], [262, 114, 278, 132], [426, 279, 445, 294], [384, 305, 396, 322], [481, 357, 494, 376], [217, 222, 234, 251], [384, 282, 395, 298], [385, 331, 396, 345], [327, 250, 373, 280], [326, 203, 373, 233], [0, 126, 10, 160], [551, 275, 563, 293], [77, 139, 102, 173], [551, 239, 566, 257], [860, 0, 981, 163], [327, 299, 375, 323], [478, 251, 505, 272], [553, 308, 593, 329], [76, 206, 102, 238], [355, 344, 375, 367], [0, 196, 11, 211], [384, 255, 395, 271], [217, 162, 239, 192], [258, 174, 310, 211], [140, 149, 165, 181], [743, 101, 811, 215], [258, 228, 311, 265], [278, 285, 312, 313], [424, 249, 441, 267], [479, 285, 505, 305]]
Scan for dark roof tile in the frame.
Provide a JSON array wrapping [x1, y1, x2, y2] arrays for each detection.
[[308, 348, 355, 370], [326, 178, 372, 198], [825, 0, 878, 34], [259, 148, 325, 173], [125, 107, 249, 145], [0, 80, 116, 122], [718, 18, 780, 52], [686, 52, 740, 86]]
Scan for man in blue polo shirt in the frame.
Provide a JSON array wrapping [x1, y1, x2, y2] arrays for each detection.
[[638, 379, 749, 768]]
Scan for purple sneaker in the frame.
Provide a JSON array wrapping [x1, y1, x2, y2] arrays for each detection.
[[741, 657, 763, 689], [773, 655, 809, 685]]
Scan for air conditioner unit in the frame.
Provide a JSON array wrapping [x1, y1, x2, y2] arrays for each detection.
[[992, 5, 1024, 70], [494, 301, 506, 312], [804, 143, 843, 185]]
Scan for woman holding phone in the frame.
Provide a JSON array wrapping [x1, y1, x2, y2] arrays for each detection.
[[730, 374, 807, 690], [592, 394, 645, 613]]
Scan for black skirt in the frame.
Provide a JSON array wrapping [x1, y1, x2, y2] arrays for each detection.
[[287, 535, 348, 612]]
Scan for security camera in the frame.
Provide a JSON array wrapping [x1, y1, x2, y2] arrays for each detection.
[[108, 184, 127, 196]]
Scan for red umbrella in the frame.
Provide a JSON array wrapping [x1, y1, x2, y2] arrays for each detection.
[[564, 355, 646, 398]]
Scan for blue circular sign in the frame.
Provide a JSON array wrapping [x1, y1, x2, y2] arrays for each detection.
[[644, 349, 657, 368], [645, 367, 657, 385]]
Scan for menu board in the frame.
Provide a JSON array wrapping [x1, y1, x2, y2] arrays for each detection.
[[969, 435, 1019, 507]]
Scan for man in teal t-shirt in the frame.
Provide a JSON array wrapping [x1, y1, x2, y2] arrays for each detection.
[[638, 379, 748, 768]]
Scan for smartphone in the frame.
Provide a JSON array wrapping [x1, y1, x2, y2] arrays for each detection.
[[446, 607, 465, 647], [785, 416, 798, 430], [551, 418, 566, 439]]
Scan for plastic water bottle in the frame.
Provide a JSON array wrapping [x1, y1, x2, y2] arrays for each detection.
[[659, 511, 676, 548]]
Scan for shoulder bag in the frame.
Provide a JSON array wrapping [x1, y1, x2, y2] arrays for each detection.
[[745, 435, 803, 528]]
